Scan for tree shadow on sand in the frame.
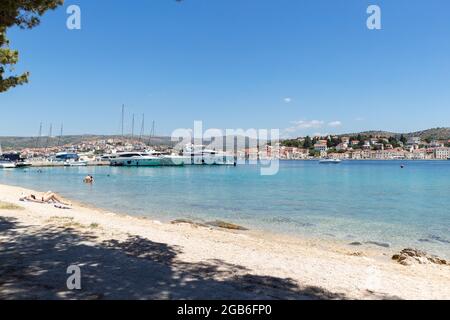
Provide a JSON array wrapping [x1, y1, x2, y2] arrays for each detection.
[[0, 216, 396, 300]]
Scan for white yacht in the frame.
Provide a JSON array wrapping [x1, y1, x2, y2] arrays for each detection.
[[182, 144, 236, 165], [64, 160, 88, 167], [0, 160, 16, 169], [109, 152, 163, 167], [100, 154, 119, 162], [319, 158, 342, 164], [0, 144, 17, 168], [15, 161, 32, 168], [146, 150, 188, 166]]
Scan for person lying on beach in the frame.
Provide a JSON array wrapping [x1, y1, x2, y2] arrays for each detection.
[[20, 191, 72, 206]]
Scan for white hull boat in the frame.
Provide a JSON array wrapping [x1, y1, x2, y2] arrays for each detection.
[[0, 161, 16, 169], [319, 158, 342, 164], [110, 152, 162, 167], [159, 155, 187, 166], [64, 160, 88, 167], [15, 161, 32, 168], [182, 145, 235, 165]]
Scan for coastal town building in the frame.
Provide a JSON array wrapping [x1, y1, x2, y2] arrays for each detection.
[[327, 152, 349, 160], [314, 142, 328, 152], [428, 140, 444, 148], [435, 147, 450, 159], [374, 148, 405, 160], [279, 147, 309, 159], [350, 140, 360, 147], [4, 133, 450, 163], [335, 143, 348, 151], [407, 137, 421, 146], [362, 141, 371, 149], [341, 137, 350, 144]]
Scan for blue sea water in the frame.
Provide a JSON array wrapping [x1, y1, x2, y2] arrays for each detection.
[[1, 160, 449, 258]]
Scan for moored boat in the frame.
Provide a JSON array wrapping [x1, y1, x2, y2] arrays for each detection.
[[110, 152, 162, 167], [319, 158, 342, 164], [15, 161, 32, 168], [182, 144, 235, 165], [0, 143, 18, 168], [0, 161, 16, 169], [159, 155, 188, 166], [145, 150, 186, 166], [64, 160, 88, 167]]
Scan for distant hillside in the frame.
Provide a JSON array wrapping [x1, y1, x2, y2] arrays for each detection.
[[2, 128, 449, 150], [0, 135, 175, 150], [341, 128, 450, 140], [404, 128, 450, 140], [0, 134, 262, 151], [343, 130, 396, 138]]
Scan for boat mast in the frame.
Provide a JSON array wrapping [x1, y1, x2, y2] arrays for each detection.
[[45, 123, 52, 151], [148, 120, 155, 147], [121, 104, 125, 140], [58, 123, 63, 147], [35, 122, 42, 149], [131, 113, 135, 139], [139, 114, 145, 143]]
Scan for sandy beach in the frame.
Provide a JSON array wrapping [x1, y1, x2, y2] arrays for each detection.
[[0, 183, 449, 300]]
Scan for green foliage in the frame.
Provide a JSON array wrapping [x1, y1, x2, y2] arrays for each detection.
[[400, 134, 407, 145], [280, 135, 314, 149], [303, 136, 312, 149], [309, 150, 320, 157], [388, 136, 400, 148], [282, 139, 302, 148], [327, 136, 340, 148], [0, 0, 64, 92]]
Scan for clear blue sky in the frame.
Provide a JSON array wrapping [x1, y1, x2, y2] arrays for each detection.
[[1, 0, 450, 137]]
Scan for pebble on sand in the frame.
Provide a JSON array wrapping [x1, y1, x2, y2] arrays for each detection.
[[206, 220, 249, 231], [392, 248, 448, 266]]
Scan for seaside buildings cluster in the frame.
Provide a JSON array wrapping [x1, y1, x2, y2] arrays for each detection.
[[275, 135, 450, 160], [3, 138, 171, 162], [2, 134, 450, 163]]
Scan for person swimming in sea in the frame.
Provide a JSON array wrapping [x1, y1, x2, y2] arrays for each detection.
[[83, 175, 94, 183]]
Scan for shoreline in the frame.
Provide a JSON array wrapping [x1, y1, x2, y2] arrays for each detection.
[[1, 183, 449, 299], [0, 176, 424, 258], [2, 174, 447, 261], [0, 158, 447, 169]]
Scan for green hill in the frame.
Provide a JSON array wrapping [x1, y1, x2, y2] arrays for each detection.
[[342, 128, 450, 140]]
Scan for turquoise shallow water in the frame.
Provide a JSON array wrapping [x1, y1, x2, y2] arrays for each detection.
[[1, 160, 449, 258]]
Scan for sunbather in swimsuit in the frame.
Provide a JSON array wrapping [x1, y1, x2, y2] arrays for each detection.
[[20, 191, 72, 206]]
